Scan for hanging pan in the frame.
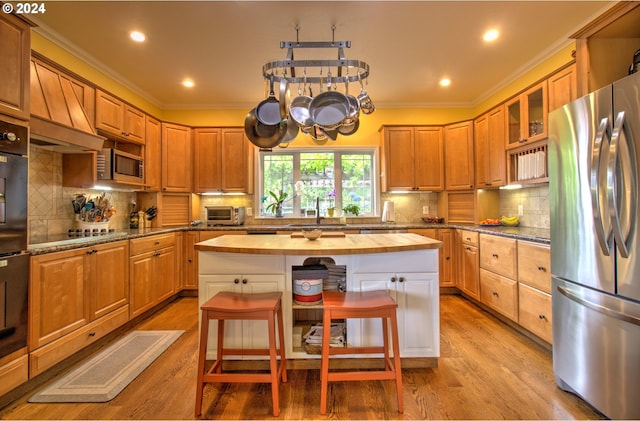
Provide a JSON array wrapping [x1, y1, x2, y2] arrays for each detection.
[[256, 74, 282, 125], [244, 107, 286, 150]]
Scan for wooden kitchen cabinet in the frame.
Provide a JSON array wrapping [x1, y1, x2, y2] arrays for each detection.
[[444, 121, 474, 190], [28, 241, 130, 377], [475, 105, 506, 188], [548, 64, 578, 112], [129, 233, 177, 319], [144, 115, 162, 191], [380, 126, 444, 191], [193, 127, 253, 193], [479, 269, 518, 321], [479, 234, 517, 279], [95, 89, 146, 144], [408, 228, 454, 287], [517, 241, 552, 343], [505, 81, 548, 150], [162, 122, 192, 192], [457, 230, 479, 299], [0, 12, 30, 120], [183, 231, 199, 290]]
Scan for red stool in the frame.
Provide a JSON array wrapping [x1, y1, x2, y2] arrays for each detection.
[[195, 291, 287, 417], [320, 290, 403, 414]]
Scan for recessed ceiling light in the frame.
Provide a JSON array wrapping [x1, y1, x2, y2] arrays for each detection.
[[129, 31, 146, 43], [439, 78, 451, 87], [182, 79, 195, 88], [483, 29, 499, 42]]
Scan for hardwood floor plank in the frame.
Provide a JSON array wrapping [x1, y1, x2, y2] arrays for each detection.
[[0, 295, 605, 420]]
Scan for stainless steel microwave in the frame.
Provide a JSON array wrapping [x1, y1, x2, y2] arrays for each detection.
[[206, 206, 245, 226], [97, 148, 144, 184]]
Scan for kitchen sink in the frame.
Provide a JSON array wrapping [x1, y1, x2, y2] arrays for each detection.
[[287, 223, 348, 229]]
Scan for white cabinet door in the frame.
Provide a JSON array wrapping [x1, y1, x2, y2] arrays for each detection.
[[199, 274, 284, 359], [350, 272, 439, 357]]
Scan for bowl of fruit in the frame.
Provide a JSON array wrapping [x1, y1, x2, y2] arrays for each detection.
[[479, 218, 501, 226]]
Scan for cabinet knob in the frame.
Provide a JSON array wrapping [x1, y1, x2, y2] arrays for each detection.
[[390, 276, 397, 282], [242, 278, 248, 284], [233, 278, 240, 284], [188, 258, 193, 263], [445, 256, 450, 260], [538, 314, 547, 321], [399, 277, 405, 283], [492, 291, 499, 297], [492, 253, 499, 258], [88, 332, 96, 337], [537, 266, 546, 271]]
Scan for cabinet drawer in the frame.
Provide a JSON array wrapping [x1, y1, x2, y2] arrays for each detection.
[[459, 230, 478, 246], [518, 283, 552, 343], [517, 241, 551, 293], [480, 234, 517, 278], [480, 268, 517, 321], [130, 233, 175, 256], [29, 306, 129, 378]]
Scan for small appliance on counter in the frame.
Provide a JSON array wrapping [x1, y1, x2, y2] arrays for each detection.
[[381, 201, 395, 223], [206, 206, 245, 226]]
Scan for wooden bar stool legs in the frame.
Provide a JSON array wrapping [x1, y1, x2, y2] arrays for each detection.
[[195, 291, 287, 417], [320, 290, 403, 415]]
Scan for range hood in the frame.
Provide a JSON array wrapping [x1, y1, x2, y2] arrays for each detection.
[[29, 59, 105, 152]]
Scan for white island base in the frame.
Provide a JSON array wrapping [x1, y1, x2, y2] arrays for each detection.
[[196, 233, 441, 365]]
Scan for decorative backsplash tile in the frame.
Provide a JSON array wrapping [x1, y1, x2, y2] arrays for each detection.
[[28, 145, 135, 241]]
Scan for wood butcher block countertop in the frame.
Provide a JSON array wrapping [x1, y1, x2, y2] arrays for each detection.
[[195, 233, 442, 255]]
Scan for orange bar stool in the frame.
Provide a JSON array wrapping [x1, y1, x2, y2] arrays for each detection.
[[320, 290, 403, 414], [195, 291, 287, 417]]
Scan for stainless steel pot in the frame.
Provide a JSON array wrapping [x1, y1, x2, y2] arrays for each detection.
[[289, 84, 314, 129], [244, 107, 286, 149], [309, 90, 349, 129]]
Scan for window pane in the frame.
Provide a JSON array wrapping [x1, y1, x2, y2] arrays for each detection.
[[300, 153, 335, 213], [262, 154, 293, 216], [342, 154, 372, 215]]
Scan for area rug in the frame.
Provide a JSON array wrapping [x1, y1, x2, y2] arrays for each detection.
[[29, 330, 184, 403]]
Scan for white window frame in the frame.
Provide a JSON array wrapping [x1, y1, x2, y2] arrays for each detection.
[[254, 145, 380, 219]]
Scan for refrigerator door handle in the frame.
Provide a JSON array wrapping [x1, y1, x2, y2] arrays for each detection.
[[608, 111, 638, 258], [557, 285, 640, 327], [591, 117, 612, 255]]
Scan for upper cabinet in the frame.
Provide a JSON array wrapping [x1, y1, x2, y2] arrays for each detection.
[[0, 13, 30, 120], [444, 121, 474, 190], [144, 115, 162, 191], [193, 128, 254, 194], [95, 89, 146, 144], [380, 126, 444, 192], [548, 64, 578, 112], [161, 122, 192, 192], [505, 81, 548, 150], [571, 2, 640, 96], [474, 105, 506, 188]]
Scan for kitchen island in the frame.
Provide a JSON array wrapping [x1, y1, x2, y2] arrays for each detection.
[[196, 232, 441, 362]]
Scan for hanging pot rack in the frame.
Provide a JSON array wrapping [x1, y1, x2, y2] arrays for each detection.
[[261, 25, 370, 85]]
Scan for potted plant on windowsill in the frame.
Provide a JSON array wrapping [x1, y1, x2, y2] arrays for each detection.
[[326, 189, 336, 217], [342, 203, 360, 216], [265, 190, 289, 217]]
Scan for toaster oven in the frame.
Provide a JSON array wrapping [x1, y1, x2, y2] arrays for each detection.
[[206, 206, 245, 226]]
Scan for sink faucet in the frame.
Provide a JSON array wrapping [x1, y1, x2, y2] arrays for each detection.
[[316, 196, 322, 225]]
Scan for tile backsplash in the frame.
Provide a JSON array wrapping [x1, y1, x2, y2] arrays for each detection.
[[28, 146, 135, 241], [499, 185, 549, 229]]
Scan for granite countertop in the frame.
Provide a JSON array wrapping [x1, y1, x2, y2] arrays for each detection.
[[28, 222, 549, 255]]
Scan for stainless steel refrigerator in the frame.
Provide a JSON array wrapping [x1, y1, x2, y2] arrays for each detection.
[[548, 71, 640, 420]]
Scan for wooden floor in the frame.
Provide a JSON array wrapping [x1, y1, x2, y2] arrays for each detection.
[[0, 295, 604, 420]]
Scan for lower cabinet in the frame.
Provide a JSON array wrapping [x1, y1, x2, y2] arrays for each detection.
[[351, 272, 439, 357], [408, 228, 454, 287], [457, 230, 480, 299], [0, 355, 28, 396], [129, 233, 176, 319], [479, 268, 518, 321], [517, 240, 552, 343], [28, 240, 130, 377]]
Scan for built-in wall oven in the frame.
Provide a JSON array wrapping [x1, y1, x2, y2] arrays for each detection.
[[0, 120, 29, 359]]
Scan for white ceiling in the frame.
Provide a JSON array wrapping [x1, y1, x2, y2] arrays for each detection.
[[31, 1, 612, 110]]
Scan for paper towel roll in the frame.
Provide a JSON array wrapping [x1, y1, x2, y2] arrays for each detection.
[[382, 201, 395, 222]]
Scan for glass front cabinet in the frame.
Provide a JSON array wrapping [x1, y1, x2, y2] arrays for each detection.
[[505, 81, 548, 150]]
